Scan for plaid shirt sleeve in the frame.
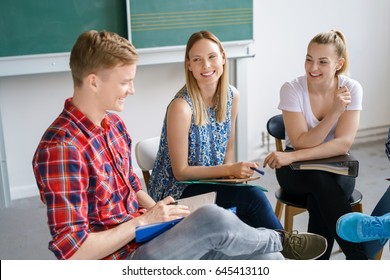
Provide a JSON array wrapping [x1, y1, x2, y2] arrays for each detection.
[[128, 148, 142, 193], [34, 143, 90, 260]]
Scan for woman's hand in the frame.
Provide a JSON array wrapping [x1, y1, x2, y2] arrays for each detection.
[[263, 151, 295, 169], [228, 162, 259, 178], [333, 86, 351, 114], [138, 196, 190, 226]]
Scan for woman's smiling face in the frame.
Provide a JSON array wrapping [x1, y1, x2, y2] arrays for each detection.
[[187, 38, 225, 86], [305, 42, 343, 85]]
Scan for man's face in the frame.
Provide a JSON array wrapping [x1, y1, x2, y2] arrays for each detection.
[[94, 64, 137, 112]]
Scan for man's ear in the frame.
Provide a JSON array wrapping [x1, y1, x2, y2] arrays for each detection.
[[86, 73, 98, 92]]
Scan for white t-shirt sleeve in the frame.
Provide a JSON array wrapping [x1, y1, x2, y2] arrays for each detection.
[[278, 77, 305, 113]]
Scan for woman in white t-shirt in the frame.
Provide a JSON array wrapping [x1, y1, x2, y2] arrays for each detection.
[[263, 30, 367, 259]]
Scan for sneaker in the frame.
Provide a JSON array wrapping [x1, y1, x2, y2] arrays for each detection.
[[336, 212, 390, 243], [280, 231, 327, 260]]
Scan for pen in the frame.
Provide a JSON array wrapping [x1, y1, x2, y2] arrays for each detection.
[[250, 167, 265, 176]]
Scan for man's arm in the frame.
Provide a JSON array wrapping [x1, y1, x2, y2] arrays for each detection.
[[137, 190, 156, 209], [69, 217, 141, 259]]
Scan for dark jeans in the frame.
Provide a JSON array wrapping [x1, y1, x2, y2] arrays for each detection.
[[276, 165, 367, 259], [181, 183, 283, 230]]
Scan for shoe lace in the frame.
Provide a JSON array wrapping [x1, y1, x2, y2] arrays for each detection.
[[284, 230, 304, 259]]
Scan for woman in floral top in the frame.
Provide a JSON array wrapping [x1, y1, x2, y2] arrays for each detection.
[[149, 31, 283, 230]]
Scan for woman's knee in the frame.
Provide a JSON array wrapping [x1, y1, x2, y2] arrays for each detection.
[[246, 186, 267, 198]]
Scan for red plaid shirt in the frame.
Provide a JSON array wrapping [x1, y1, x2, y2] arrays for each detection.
[[32, 98, 145, 259]]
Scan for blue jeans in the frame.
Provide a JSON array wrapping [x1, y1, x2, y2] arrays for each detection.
[[181, 183, 283, 230], [364, 186, 390, 259], [128, 205, 284, 260]]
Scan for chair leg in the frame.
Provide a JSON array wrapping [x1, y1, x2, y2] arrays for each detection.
[[275, 200, 284, 220], [351, 202, 363, 213], [374, 248, 383, 260], [284, 205, 295, 232], [284, 206, 307, 232]]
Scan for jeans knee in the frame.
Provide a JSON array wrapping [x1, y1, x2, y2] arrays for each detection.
[[193, 204, 230, 220], [190, 204, 238, 232]]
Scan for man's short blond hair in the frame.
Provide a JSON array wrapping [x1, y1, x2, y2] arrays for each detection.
[[69, 30, 138, 87]]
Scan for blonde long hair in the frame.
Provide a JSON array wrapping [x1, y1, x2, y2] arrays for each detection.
[[184, 31, 228, 126]]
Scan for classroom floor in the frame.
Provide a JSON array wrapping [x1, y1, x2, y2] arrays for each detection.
[[0, 139, 388, 260]]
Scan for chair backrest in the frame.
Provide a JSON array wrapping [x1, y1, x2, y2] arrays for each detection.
[[134, 136, 160, 192], [266, 114, 285, 152]]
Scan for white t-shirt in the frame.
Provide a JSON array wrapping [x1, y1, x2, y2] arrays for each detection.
[[278, 75, 363, 148]]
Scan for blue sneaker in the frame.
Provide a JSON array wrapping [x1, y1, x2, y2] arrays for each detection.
[[336, 212, 390, 242]]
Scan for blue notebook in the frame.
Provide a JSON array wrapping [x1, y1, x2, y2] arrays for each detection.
[[135, 218, 184, 243]]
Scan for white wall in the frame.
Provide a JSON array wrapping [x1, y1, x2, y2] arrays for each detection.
[[1, 0, 389, 201], [247, 0, 390, 159]]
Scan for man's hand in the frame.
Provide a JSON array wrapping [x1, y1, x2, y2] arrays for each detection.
[[139, 196, 190, 226]]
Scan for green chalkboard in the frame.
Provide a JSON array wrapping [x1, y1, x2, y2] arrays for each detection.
[[0, 0, 127, 57], [129, 0, 253, 49], [0, 0, 252, 58]]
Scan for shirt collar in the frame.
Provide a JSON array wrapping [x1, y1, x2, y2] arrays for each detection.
[[64, 98, 112, 136]]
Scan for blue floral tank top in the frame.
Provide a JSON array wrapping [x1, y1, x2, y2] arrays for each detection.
[[149, 85, 234, 201]]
